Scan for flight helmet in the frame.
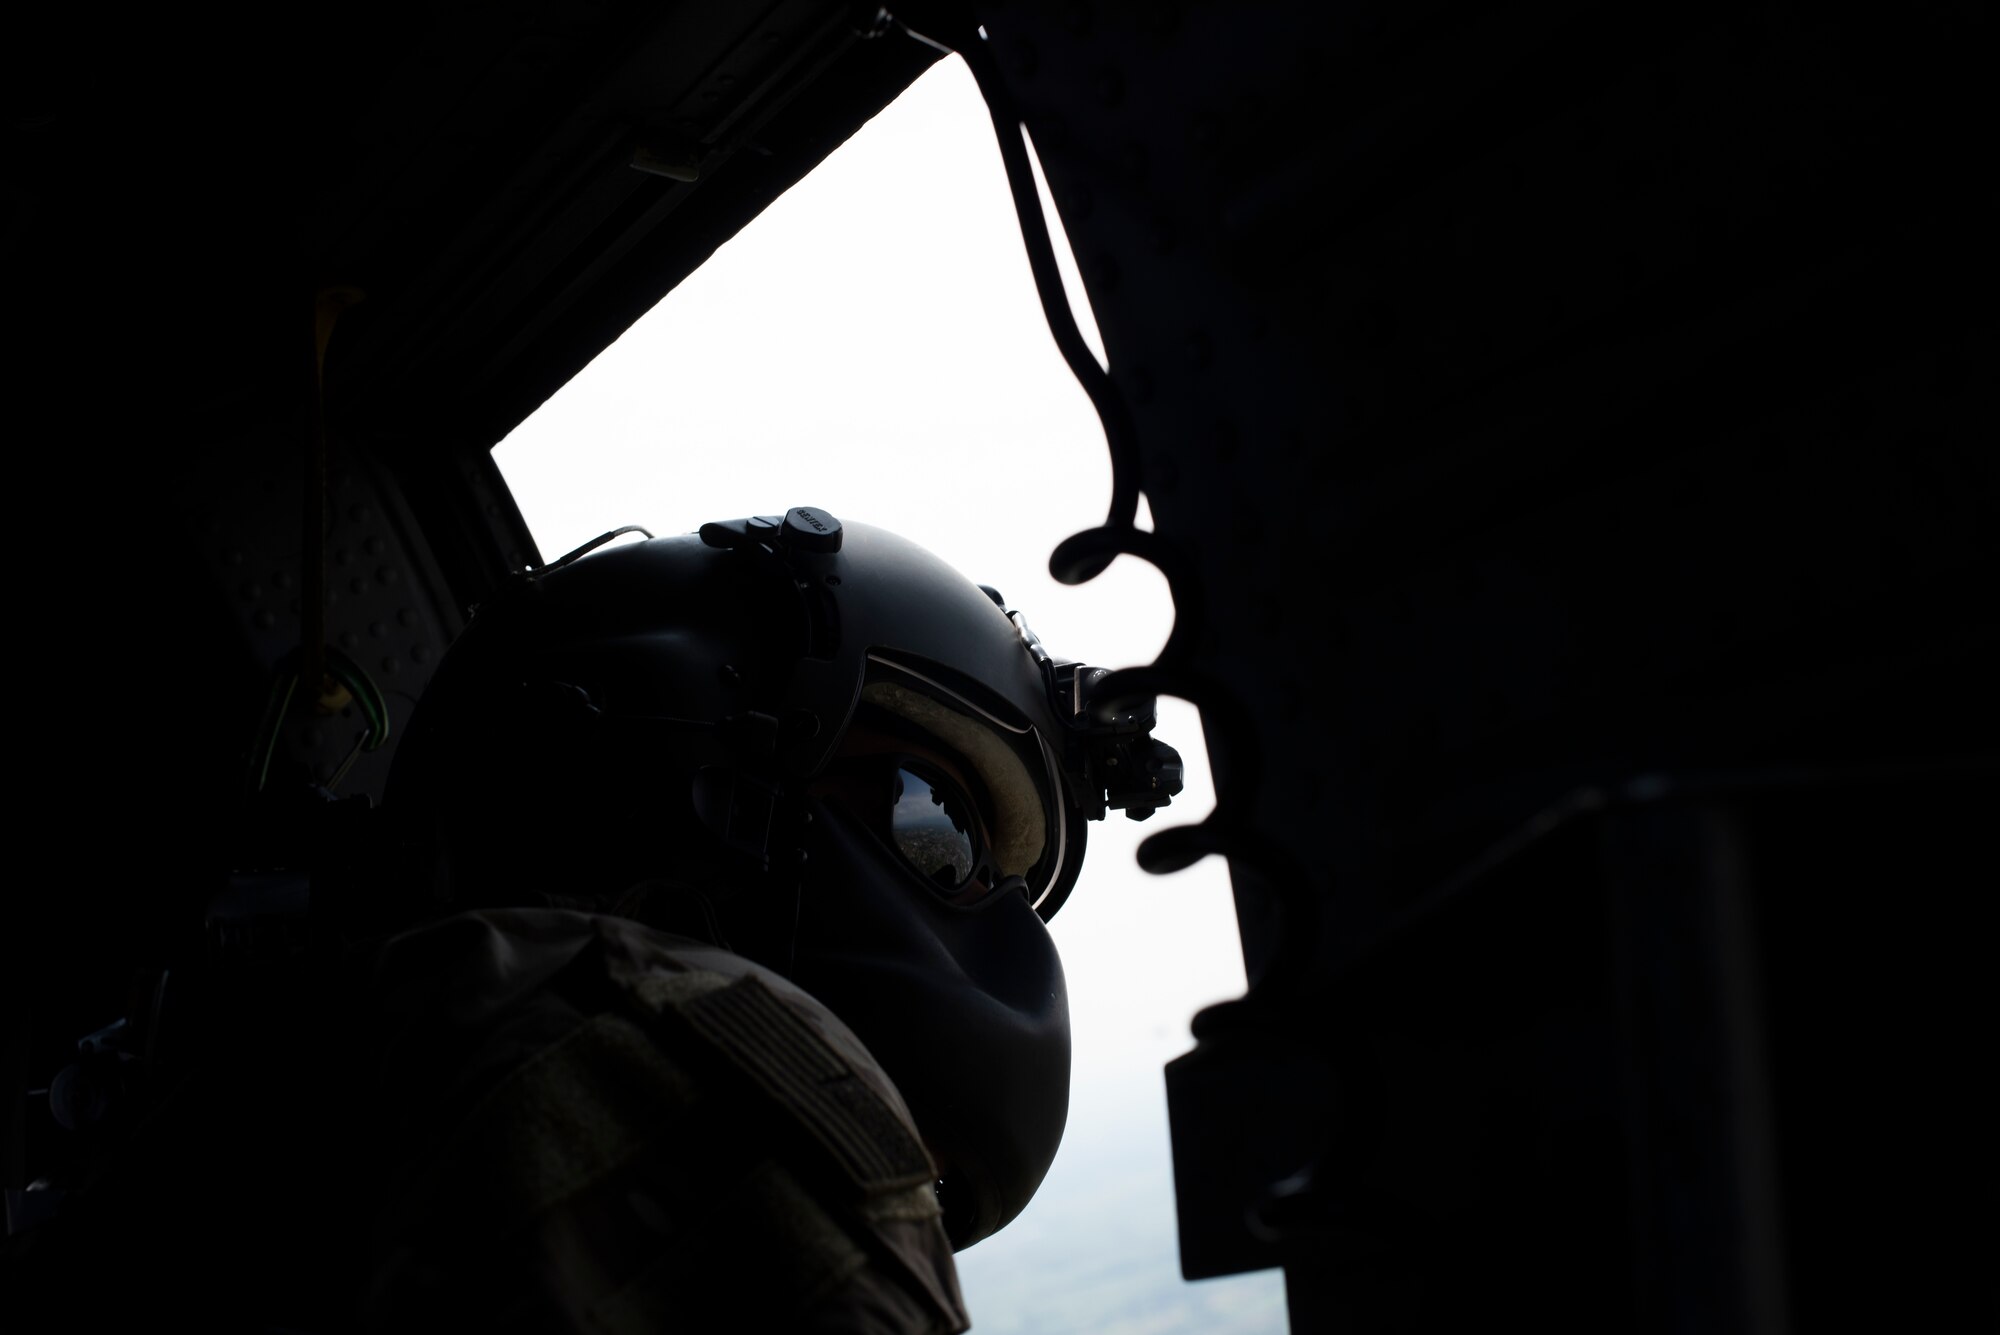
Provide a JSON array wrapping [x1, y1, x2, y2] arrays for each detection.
[[385, 506, 1183, 922]]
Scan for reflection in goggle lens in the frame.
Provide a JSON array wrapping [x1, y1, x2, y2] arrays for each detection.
[[889, 768, 978, 890]]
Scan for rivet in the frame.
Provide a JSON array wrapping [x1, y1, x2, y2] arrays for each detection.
[[397, 608, 418, 627], [303, 728, 323, 748], [379, 567, 400, 585], [349, 504, 371, 523], [253, 610, 276, 630], [364, 537, 385, 557], [274, 571, 293, 590], [410, 644, 430, 664], [369, 622, 388, 639], [340, 631, 358, 649], [381, 657, 400, 675], [241, 581, 261, 601], [334, 548, 350, 566]]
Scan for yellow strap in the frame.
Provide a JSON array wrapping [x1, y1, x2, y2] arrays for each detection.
[[312, 285, 364, 381]]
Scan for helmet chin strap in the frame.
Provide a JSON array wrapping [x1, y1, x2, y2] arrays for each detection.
[[680, 776, 812, 978], [785, 809, 809, 979]]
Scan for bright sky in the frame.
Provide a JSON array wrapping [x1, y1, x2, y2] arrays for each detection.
[[495, 55, 1286, 1334]]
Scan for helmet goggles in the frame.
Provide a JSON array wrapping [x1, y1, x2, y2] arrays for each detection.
[[823, 654, 1069, 912]]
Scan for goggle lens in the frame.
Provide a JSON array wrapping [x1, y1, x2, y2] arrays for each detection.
[[889, 767, 980, 890]]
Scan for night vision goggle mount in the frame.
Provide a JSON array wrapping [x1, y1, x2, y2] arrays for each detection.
[[982, 587, 1185, 824]]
